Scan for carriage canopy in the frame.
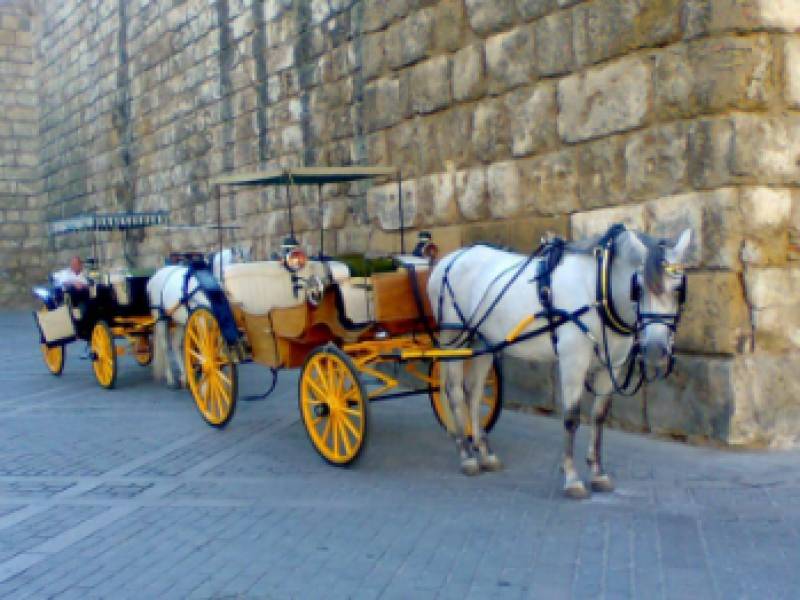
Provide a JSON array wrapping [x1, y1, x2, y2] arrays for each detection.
[[210, 166, 398, 187]]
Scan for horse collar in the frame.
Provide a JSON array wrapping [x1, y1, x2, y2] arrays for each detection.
[[595, 228, 635, 336]]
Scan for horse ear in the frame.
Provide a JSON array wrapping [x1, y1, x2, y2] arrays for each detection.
[[666, 228, 691, 263], [624, 231, 648, 266]]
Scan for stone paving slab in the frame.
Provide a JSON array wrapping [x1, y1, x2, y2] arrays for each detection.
[[1, 310, 799, 598]]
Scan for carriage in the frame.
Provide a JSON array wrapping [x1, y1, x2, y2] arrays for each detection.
[[172, 167, 503, 465], [32, 211, 167, 388]]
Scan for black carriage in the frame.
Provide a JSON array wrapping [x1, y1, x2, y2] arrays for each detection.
[[33, 211, 167, 388]]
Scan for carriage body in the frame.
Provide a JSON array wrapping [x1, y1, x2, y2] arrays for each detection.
[[179, 168, 502, 464], [33, 212, 167, 386]]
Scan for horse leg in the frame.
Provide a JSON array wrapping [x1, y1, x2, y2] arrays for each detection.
[[466, 354, 501, 471], [559, 356, 591, 499], [151, 319, 168, 384], [444, 361, 479, 476], [586, 394, 614, 492], [172, 324, 186, 388]]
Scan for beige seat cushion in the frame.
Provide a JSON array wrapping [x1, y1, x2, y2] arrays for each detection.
[[337, 277, 374, 325], [222, 262, 302, 315]]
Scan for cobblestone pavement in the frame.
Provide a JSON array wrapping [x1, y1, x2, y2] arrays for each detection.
[[2, 311, 799, 599]]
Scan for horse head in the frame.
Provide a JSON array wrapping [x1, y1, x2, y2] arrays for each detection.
[[625, 229, 691, 379]]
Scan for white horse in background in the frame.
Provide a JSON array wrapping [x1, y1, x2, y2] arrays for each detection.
[[427, 226, 691, 499], [148, 246, 251, 388]]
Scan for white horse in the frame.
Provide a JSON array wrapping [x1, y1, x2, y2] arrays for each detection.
[[427, 225, 691, 499], [148, 246, 250, 388]]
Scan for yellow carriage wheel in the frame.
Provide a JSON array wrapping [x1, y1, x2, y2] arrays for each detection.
[[429, 357, 503, 435], [41, 344, 65, 376], [91, 321, 117, 389], [299, 345, 369, 466], [184, 307, 238, 428], [132, 337, 152, 366]]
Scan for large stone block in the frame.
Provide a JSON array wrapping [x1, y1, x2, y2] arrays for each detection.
[[472, 98, 511, 162], [515, 0, 557, 21], [653, 45, 694, 120], [786, 37, 800, 108], [433, 0, 466, 52], [363, 78, 401, 132], [506, 214, 569, 252], [571, 204, 645, 239], [361, 32, 385, 81], [505, 82, 557, 158], [416, 171, 458, 226], [409, 55, 452, 114], [700, 0, 800, 34], [731, 353, 800, 448], [534, 10, 573, 76], [519, 149, 579, 215], [730, 114, 800, 184], [367, 179, 419, 230], [677, 271, 751, 354], [744, 266, 800, 352], [557, 55, 651, 143], [688, 34, 776, 113], [646, 355, 736, 442], [572, 0, 682, 67], [455, 166, 489, 221], [453, 43, 486, 102], [485, 25, 536, 94], [687, 118, 735, 189], [487, 160, 523, 218], [576, 135, 626, 209], [624, 122, 688, 201], [433, 105, 475, 167], [739, 187, 792, 266], [386, 7, 434, 68], [465, 0, 518, 34], [645, 188, 741, 269]]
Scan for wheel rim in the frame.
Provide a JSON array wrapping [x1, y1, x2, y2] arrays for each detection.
[[430, 361, 499, 434], [300, 351, 365, 464], [91, 323, 115, 387], [41, 344, 63, 374], [184, 309, 235, 426]]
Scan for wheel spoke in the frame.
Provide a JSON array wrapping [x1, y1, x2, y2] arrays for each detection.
[[320, 416, 332, 446], [312, 360, 327, 390], [306, 377, 328, 402], [343, 407, 362, 419], [338, 420, 353, 456], [340, 413, 360, 438]]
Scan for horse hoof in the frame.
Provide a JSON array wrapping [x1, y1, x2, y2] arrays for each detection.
[[461, 457, 480, 476], [480, 454, 503, 472], [590, 474, 614, 493], [564, 480, 589, 500]]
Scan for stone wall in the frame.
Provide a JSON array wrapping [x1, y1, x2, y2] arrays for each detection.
[[0, 0, 42, 307], [13, 0, 800, 446]]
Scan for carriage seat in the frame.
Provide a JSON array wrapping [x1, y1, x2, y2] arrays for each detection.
[[221, 260, 349, 315]]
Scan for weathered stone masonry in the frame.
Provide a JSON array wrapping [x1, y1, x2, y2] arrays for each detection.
[[3, 0, 800, 447]]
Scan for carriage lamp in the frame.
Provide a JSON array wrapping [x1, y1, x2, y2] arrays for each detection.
[[412, 231, 438, 262], [284, 247, 308, 272]]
